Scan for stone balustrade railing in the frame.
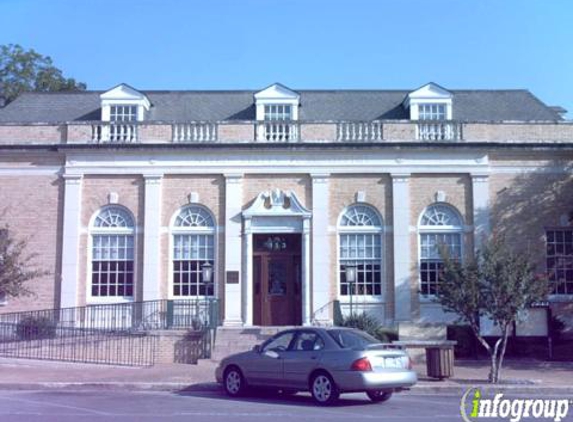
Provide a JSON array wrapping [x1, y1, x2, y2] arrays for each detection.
[[255, 121, 300, 142], [91, 123, 138, 143], [416, 121, 462, 141], [172, 122, 217, 142], [1, 120, 572, 145], [337, 121, 383, 142]]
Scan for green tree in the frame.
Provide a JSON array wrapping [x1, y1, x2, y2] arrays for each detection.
[[0, 226, 48, 299], [0, 44, 86, 103], [436, 236, 549, 383]]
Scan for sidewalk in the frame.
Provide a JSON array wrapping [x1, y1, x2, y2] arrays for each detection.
[[0, 357, 572, 394]]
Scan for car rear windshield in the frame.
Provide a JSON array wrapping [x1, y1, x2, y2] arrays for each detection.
[[327, 329, 380, 349]]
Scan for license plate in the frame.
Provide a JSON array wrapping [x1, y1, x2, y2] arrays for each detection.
[[384, 357, 403, 369]]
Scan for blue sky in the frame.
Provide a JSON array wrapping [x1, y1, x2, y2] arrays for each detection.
[[1, 0, 572, 116]]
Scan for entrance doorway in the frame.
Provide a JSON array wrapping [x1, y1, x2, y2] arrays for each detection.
[[253, 234, 302, 326]]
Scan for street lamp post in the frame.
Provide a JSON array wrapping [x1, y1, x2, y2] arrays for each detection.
[[201, 262, 213, 326], [345, 265, 357, 317]]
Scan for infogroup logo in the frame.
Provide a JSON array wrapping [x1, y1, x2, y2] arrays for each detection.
[[460, 388, 571, 422]]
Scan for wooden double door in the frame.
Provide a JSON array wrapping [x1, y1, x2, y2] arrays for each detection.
[[253, 234, 302, 326]]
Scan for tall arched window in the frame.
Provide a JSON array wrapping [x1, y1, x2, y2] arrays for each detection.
[[338, 204, 383, 297], [90, 206, 135, 298], [419, 204, 463, 295], [172, 205, 215, 297]]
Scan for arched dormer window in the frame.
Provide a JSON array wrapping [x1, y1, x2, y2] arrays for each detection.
[[90, 206, 135, 299], [419, 204, 463, 295], [338, 204, 383, 297], [171, 205, 215, 297]]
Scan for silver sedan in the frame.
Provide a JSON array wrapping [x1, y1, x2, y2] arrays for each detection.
[[215, 327, 417, 405]]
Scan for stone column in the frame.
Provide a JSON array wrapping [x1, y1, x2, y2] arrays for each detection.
[[142, 174, 163, 301], [472, 174, 490, 250], [302, 217, 312, 325], [60, 174, 83, 309], [243, 218, 254, 326], [391, 173, 412, 322], [224, 174, 244, 326], [311, 173, 330, 323]]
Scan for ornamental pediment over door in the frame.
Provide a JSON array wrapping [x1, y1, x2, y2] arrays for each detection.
[[243, 189, 311, 218]]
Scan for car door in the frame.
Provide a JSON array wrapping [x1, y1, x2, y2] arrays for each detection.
[[242, 331, 295, 386], [281, 330, 325, 389]]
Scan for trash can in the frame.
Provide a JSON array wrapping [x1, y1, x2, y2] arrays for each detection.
[[426, 346, 454, 379]]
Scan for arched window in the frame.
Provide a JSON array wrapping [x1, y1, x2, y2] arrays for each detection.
[[419, 204, 463, 295], [90, 206, 135, 298], [172, 205, 215, 297], [338, 204, 383, 297]]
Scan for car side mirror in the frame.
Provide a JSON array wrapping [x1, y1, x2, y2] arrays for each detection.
[[252, 344, 261, 353]]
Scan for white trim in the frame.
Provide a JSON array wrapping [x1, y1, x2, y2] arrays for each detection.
[[167, 204, 218, 300], [336, 204, 385, 304], [0, 167, 62, 176], [392, 174, 412, 321], [60, 174, 83, 308], [86, 205, 137, 304]]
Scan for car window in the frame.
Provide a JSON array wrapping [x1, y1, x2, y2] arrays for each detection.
[[292, 332, 325, 352], [327, 329, 379, 349], [262, 331, 295, 352]]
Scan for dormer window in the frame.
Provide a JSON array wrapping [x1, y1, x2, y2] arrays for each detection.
[[264, 104, 293, 121], [254, 83, 300, 142], [418, 103, 446, 121], [100, 84, 150, 123], [404, 83, 461, 141], [110, 105, 138, 122]]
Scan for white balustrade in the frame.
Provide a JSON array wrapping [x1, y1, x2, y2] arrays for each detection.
[[91, 123, 138, 143], [417, 122, 462, 141], [172, 123, 217, 142], [336, 122, 383, 142], [256, 122, 299, 142]]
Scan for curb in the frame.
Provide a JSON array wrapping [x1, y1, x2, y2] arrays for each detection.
[[0, 382, 572, 395]]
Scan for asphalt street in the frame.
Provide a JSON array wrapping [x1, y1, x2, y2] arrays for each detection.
[[2, 388, 570, 422]]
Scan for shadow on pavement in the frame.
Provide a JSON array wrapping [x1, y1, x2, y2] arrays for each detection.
[[175, 385, 377, 408]]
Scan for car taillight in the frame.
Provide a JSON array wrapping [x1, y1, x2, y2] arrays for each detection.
[[351, 357, 372, 372]]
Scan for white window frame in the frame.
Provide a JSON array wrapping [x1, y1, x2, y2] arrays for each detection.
[[546, 228, 573, 301], [87, 205, 136, 304], [418, 204, 463, 298], [418, 103, 447, 121], [337, 204, 384, 302], [110, 105, 138, 122], [169, 205, 217, 299]]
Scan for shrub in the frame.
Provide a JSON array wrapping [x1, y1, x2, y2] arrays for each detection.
[[340, 312, 397, 343], [15, 316, 57, 340]]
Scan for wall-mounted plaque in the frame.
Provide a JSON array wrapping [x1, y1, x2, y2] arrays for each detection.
[[226, 271, 239, 284]]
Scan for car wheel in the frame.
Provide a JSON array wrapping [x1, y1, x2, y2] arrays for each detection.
[[310, 372, 339, 406], [366, 390, 393, 403], [224, 366, 246, 397]]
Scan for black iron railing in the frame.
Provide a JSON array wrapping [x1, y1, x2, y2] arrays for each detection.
[[0, 299, 220, 366]]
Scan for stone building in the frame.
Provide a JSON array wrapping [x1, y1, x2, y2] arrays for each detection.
[[0, 82, 571, 334]]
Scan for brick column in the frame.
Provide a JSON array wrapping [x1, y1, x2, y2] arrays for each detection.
[[391, 173, 412, 322], [311, 173, 330, 323], [142, 174, 163, 301], [60, 174, 83, 308], [224, 174, 243, 326]]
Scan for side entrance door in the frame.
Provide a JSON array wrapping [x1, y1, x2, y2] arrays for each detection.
[[253, 234, 302, 326]]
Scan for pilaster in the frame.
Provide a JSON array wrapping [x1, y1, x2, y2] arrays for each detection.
[[391, 173, 412, 322], [142, 174, 163, 301], [60, 174, 83, 308]]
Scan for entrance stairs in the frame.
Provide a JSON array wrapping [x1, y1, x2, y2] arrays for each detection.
[[211, 326, 292, 361]]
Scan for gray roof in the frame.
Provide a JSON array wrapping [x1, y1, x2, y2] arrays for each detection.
[[0, 88, 563, 123]]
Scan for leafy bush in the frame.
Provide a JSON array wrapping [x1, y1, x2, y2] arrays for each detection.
[[15, 316, 57, 340], [340, 312, 397, 343]]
